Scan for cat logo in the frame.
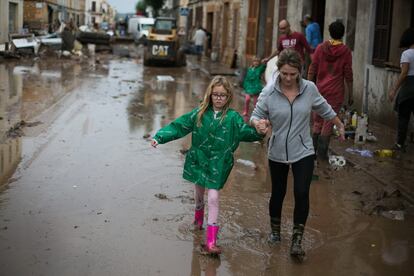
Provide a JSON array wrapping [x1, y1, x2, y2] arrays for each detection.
[[152, 45, 169, 56]]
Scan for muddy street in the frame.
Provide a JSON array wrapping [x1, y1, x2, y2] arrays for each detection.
[[0, 49, 413, 276]]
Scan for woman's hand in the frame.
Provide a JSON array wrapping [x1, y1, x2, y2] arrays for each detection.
[[254, 119, 270, 135], [331, 116, 345, 141], [151, 139, 158, 148], [338, 123, 345, 141]]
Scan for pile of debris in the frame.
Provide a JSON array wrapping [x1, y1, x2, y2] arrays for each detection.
[[0, 25, 114, 60]]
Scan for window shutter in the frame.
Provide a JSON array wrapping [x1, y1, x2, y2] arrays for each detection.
[[246, 0, 260, 56], [264, 0, 275, 57], [372, 0, 393, 66]]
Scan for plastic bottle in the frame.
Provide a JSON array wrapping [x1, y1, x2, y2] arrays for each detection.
[[374, 149, 395, 157], [351, 112, 358, 128], [354, 114, 368, 144]]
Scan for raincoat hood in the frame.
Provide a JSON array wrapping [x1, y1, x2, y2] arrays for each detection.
[[321, 41, 349, 62]]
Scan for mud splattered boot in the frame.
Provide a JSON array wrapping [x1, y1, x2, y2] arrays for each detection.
[[201, 224, 221, 255], [290, 224, 305, 261], [194, 207, 204, 230], [268, 217, 281, 244]]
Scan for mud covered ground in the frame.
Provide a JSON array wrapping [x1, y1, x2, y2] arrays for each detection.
[[0, 46, 413, 275]]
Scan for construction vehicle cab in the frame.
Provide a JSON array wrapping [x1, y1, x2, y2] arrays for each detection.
[[144, 17, 186, 66]]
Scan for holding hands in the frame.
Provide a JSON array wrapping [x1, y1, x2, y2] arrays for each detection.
[[254, 119, 271, 135], [151, 139, 158, 148]]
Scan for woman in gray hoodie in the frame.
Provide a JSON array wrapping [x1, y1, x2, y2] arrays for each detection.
[[251, 49, 345, 259]]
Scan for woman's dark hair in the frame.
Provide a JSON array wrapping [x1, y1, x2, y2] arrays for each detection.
[[277, 48, 302, 73], [329, 21, 345, 40], [399, 28, 414, 48]]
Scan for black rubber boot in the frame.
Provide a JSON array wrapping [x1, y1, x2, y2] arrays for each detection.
[[268, 217, 281, 244], [317, 135, 331, 160], [290, 224, 305, 258]]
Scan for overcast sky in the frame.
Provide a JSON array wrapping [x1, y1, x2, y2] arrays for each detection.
[[107, 0, 137, 13]]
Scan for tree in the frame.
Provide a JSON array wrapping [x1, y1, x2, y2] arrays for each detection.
[[135, 1, 147, 16], [144, 0, 166, 17]]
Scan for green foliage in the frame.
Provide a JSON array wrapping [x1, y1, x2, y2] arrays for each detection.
[[144, 0, 166, 16], [135, 1, 147, 12]]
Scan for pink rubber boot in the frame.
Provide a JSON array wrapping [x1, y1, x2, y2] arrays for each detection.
[[243, 95, 251, 116], [203, 224, 221, 254], [194, 208, 204, 230]]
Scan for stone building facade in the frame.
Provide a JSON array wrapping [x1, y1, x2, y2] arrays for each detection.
[[23, 0, 86, 32], [0, 0, 24, 44]]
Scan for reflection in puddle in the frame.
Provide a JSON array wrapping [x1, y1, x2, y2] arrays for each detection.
[[0, 64, 23, 186], [0, 138, 21, 186], [0, 59, 95, 187]]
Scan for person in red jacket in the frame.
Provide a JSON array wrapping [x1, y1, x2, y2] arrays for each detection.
[[263, 19, 311, 64], [307, 21, 353, 160]]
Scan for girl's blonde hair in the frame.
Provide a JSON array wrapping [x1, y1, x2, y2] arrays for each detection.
[[197, 76, 233, 126]]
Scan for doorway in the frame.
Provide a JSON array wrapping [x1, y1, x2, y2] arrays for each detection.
[[221, 3, 230, 56], [9, 3, 18, 34], [312, 0, 326, 40]]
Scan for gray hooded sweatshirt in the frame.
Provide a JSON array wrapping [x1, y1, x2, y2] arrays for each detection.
[[251, 76, 336, 164]]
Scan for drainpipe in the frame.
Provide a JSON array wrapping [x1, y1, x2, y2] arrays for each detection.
[[363, 67, 369, 114]]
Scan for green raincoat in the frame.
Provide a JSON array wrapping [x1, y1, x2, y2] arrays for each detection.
[[243, 64, 266, 95], [153, 107, 263, 190]]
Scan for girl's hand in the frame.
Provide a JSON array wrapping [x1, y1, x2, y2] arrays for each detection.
[[151, 139, 158, 148], [255, 119, 270, 135]]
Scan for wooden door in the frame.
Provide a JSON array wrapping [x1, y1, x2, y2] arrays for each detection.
[[221, 3, 230, 57], [311, 0, 326, 40], [277, 0, 288, 40], [246, 0, 260, 57], [264, 0, 275, 57]]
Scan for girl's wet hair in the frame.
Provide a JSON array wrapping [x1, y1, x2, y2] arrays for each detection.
[[277, 48, 303, 74], [197, 76, 233, 126]]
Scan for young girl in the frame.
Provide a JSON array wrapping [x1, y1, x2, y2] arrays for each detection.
[[151, 76, 263, 255], [242, 56, 266, 116]]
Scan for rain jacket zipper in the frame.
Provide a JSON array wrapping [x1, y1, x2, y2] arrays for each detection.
[[281, 94, 299, 162]]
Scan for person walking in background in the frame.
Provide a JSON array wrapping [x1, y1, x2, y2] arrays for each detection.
[[151, 76, 263, 255], [388, 28, 414, 152], [251, 49, 345, 259], [307, 21, 353, 160], [202, 28, 212, 57], [263, 19, 312, 65], [242, 56, 266, 116], [193, 26, 207, 61], [303, 15, 322, 52]]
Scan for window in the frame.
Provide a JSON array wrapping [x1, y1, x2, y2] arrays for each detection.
[[92, 1, 96, 12], [372, 0, 393, 66], [372, 0, 414, 67]]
